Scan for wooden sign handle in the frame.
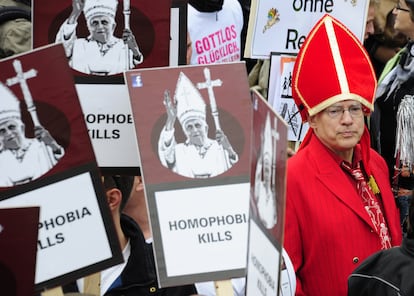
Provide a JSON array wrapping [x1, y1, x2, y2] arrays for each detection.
[[41, 286, 64, 296], [83, 272, 101, 295], [214, 280, 234, 296]]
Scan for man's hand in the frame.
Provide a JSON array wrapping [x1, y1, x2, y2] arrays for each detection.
[[123, 29, 143, 61], [68, 0, 85, 24], [163, 90, 177, 131], [34, 126, 62, 154], [216, 130, 237, 159], [72, 0, 85, 12], [287, 147, 296, 157], [401, 165, 413, 177]]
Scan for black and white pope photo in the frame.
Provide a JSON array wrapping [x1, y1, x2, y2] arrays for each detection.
[[0, 60, 64, 187], [254, 112, 278, 229], [55, 0, 143, 76], [158, 69, 239, 179]]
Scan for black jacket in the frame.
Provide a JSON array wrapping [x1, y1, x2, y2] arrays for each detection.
[[64, 214, 197, 296], [370, 44, 414, 189], [348, 238, 414, 296]]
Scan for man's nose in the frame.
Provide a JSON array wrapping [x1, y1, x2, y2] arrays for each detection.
[[367, 23, 375, 35], [3, 128, 12, 135], [340, 109, 354, 123]]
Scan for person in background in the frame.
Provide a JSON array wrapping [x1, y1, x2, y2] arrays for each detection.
[[236, 0, 256, 73], [284, 14, 401, 296], [0, 0, 31, 59], [370, 0, 414, 235], [364, 0, 408, 78], [187, 0, 243, 65], [63, 175, 198, 295], [348, 194, 414, 295], [122, 173, 152, 241], [365, 0, 378, 41]]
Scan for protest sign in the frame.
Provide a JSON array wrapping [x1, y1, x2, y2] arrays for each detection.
[[125, 62, 252, 287], [246, 89, 288, 295], [0, 44, 122, 291], [33, 0, 176, 173], [244, 0, 369, 58], [268, 53, 309, 142]]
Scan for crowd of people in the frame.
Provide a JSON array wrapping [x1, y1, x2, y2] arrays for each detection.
[[1, 0, 414, 295]]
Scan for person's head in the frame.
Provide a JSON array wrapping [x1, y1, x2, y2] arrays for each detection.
[[406, 194, 414, 239], [0, 83, 23, 150], [262, 113, 273, 184], [262, 151, 272, 183], [393, 0, 414, 39], [123, 174, 144, 213], [0, 118, 25, 151], [382, 8, 408, 47], [102, 175, 134, 248], [183, 117, 208, 147], [122, 172, 153, 240], [175, 72, 208, 145], [292, 15, 376, 162], [102, 175, 135, 213], [365, 0, 378, 40], [83, 0, 117, 43], [87, 15, 116, 43], [309, 100, 365, 160], [189, 0, 224, 12]]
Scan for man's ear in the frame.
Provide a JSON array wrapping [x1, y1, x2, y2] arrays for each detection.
[[308, 115, 318, 129], [106, 188, 122, 211]]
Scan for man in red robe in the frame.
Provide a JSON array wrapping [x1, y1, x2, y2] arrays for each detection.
[[284, 15, 402, 296]]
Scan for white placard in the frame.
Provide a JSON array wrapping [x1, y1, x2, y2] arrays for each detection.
[[155, 182, 250, 276], [245, 0, 369, 58], [246, 219, 281, 296], [76, 84, 141, 168], [0, 173, 112, 284], [268, 54, 308, 142]]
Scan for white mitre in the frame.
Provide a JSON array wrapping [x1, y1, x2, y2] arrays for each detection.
[[83, 0, 118, 21], [174, 72, 206, 127], [0, 82, 21, 124]]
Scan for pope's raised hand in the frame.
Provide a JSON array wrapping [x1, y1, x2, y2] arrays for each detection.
[[72, 0, 85, 14], [163, 90, 177, 130]]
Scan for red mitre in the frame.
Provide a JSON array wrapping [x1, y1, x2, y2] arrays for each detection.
[[292, 14, 377, 122]]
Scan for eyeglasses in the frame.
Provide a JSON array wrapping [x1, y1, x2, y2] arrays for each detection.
[[395, 2, 410, 12], [324, 105, 363, 119]]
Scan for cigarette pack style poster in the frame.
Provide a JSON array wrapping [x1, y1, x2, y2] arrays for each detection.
[[33, 0, 171, 77], [0, 44, 95, 188], [32, 0, 172, 172], [246, 90, 288, 295], [125, 63, 252, 286], [0, 44, 122, 291]]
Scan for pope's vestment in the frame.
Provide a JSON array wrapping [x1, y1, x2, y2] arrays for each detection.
[[56, 22, 141, 75], [158, 128, 237, 178], [0, 139, 63, 186]]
